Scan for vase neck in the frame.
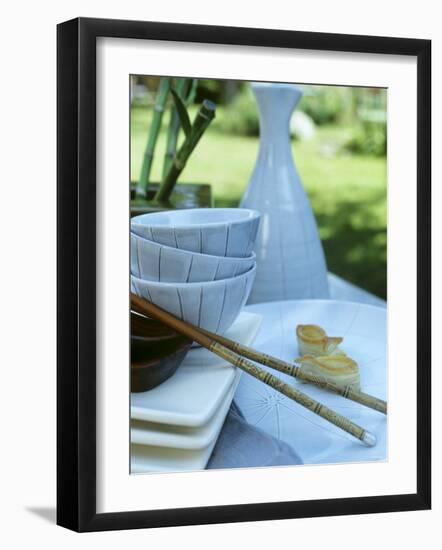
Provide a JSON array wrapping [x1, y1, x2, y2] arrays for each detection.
[[258, 116, 292, 147], [252, 82, 302, 152]]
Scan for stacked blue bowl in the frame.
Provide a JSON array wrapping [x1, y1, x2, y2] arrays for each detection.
[[130, 208, 260, 334]]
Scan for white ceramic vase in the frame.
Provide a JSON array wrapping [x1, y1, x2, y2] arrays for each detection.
[[240, 82, 329, 303]]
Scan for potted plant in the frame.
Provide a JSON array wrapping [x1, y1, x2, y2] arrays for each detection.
[[131, 77, 216, 216]]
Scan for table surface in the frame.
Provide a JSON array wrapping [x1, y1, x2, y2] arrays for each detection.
[[327, 273, 386, 309]]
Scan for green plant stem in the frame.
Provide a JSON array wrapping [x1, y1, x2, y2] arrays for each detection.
[[186, 78, 198, 105], [154, 99, 216, 204], [138, 77, 171, 195], [162, 78, 191, 179]]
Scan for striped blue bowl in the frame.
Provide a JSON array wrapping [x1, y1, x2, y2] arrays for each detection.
[[131, 208, 260, 258], [131, 231, 256, 283], [131, 265, 256, 334]]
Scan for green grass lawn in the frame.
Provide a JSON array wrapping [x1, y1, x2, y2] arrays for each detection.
[[131, 106, 387, 299]]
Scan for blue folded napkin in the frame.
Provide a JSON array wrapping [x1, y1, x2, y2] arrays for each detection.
[[207, 401, 303, 469]]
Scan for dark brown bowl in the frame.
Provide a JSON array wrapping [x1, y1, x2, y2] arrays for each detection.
[[130, 312, 192, 392], [131, 311, 178, 339]]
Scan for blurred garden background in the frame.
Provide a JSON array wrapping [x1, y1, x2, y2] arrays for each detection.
[[130, 77, 387, 299]]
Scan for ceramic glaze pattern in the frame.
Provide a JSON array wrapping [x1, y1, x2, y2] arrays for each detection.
[[131, 265, 256, 334], [131, 208, 260, 258], [240, 82, 329, 303], [130, 232, 256, 283]]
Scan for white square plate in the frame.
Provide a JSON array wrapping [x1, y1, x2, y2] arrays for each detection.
[[130, 374, 241, 473], [130, 370, 241, 450], [130, 311, 263, 427]]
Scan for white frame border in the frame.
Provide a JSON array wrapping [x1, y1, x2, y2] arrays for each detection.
[[96, 37, 417, 513]]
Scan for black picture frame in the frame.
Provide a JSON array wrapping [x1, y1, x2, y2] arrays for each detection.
[[57, 17, 431, 532]]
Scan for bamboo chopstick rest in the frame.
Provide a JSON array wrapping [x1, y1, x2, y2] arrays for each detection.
[[131, 293, 377, 447], [296, 324, 344, 356]]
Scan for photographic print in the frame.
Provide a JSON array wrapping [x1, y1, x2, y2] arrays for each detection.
[[129, 76, 387, 474], [57, 17, 430, 531]]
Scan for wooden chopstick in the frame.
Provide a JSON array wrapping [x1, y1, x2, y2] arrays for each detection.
[[131, 309, 386, 414], [196, 326, 387, 415], [131, 293, 377, 447]]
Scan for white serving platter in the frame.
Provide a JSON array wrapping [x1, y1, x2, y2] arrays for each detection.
[[130, 370, 241, 450], [235, 300, 387, 466], [130, 311, 263, 427]]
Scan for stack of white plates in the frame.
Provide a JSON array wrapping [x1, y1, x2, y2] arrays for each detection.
[[130, 311, 263, 473]]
